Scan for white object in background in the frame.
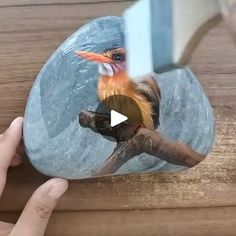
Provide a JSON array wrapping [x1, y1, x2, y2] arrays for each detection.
[[124, 0, 221, 79]]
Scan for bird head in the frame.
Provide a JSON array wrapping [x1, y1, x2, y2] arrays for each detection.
[[75, 48, 126, 77]]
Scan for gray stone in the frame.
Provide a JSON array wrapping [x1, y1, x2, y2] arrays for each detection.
[[23, 16, 215, 179]]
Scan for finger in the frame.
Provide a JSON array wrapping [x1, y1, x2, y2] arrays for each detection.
[[10, 178, 68, 236], [0, 117, 23, 196], [10, 138, 26, 167], [10, 153, 23, 167], [0, 221, 14, 235], [16, 137, 26, 159], [0, 117, 23, 168]]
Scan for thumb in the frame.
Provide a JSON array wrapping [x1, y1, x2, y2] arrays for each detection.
[[10, 178, 68, 236]]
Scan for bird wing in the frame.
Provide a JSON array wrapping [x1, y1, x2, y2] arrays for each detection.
[[135, 75, 161, 129]]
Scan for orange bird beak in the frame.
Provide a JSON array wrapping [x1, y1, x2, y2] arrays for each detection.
[[75, 51, 113, 64]]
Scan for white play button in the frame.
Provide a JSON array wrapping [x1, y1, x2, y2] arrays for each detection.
[[94, 95, 143, 141], [110, 110, 128, 128]]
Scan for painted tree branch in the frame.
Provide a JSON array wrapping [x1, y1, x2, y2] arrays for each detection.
[[79, 110, 206, 176]]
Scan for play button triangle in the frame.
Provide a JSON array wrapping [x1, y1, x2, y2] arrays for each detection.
[[94, 95, 143, 141], [110, 110, 128, 128]]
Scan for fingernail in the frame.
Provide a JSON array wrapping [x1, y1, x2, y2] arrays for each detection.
[[48, 180, 68, 200]]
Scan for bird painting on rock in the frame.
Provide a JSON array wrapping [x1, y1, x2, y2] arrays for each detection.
[[76, 47, 161, 130]]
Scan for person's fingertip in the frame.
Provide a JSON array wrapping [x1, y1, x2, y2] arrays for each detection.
[[4, 117, 23, 138], [47, 179, 68, 200], [9, 117, 24, 129], [11, 178, 68, 236]]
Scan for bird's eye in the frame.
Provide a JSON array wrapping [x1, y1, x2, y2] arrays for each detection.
[[112, 53, 124, 62]]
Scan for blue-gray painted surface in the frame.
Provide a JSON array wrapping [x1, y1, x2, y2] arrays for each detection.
[[24, 16, 215, 179]]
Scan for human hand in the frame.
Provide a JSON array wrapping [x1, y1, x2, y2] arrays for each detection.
[[0, 117, 68, 236]]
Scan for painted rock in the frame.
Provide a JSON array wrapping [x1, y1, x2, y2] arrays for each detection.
[[24, 16, 215, 179]]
